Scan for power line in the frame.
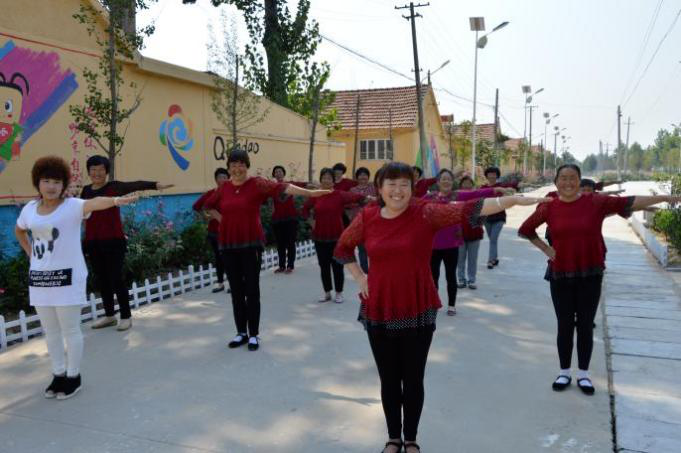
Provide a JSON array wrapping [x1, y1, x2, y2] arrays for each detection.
[[622, 8, 681, 108]]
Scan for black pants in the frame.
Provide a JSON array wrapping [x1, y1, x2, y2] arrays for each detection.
[[207, 233, 227, 284], [272, 220, 297, 270], [430, 247, 459, 307], [87, 241, 131, 319], [368, 329, 434, 441], [223, 248, 262, 336], [314, 241, 344, 293], [549, 275, 603, 370]]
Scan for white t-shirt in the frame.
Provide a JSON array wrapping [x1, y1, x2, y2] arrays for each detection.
[[16, 198, 89, 307]]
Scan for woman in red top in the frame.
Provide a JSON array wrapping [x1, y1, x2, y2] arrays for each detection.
[[205, 150, 329, 351], [271, 165, 307, 274], [193, 168, 230, 293], [519, 164, 680, 395], [303, 168, 365, 304], [334, 162, 548, 453], [81, 155, 173, 332], [412, 166, 438, 198]]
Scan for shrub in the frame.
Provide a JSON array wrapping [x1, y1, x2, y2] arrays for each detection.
[[0, 253, 30, 317]]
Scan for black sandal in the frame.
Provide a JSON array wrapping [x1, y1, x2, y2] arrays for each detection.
[[404, 442, 421, 452], [577, 378, 595, 395], [381, 440, 403, 453], [552, 375, 572, 391]]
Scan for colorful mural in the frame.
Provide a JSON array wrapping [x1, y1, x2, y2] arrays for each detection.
[[414, 136, 441, 177], [159, 104, 194, 171], [0, 40, 79, 173]]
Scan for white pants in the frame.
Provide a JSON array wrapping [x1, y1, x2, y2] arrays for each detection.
[[35, 306, 83, 377]]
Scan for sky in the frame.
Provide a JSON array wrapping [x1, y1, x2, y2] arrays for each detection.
[[137, 0, 681, 160]]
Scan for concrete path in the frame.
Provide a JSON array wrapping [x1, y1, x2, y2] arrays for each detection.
[[0, 197, 614, 453], [600, 184, 681, 453]]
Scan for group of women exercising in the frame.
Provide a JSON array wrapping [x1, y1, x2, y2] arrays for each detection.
[[14, 151, 679, 453]]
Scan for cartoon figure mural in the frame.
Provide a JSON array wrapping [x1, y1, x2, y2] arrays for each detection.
[[159, 104, 194, 171], [0, 40, 79, 173], [414, 136, 441, 177]]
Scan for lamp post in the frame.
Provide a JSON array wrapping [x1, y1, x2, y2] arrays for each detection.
[[553, 126, 566, 172], [543, 113, 559, 176], [427, 59, 451, 85], [522, 86, 543, 175], [470, 18, 508, 180]]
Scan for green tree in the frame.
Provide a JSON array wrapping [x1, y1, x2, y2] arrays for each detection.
[[207, 10, 267, 150], [69, 0, 156, 180], [582, 154, 598, 173], [184, 0, 327, 111]]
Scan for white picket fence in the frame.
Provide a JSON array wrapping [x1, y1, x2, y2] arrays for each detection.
[[0, 240, 316, 352]]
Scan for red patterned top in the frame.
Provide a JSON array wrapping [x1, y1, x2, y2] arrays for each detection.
[[272, 181, 307, 223], [414, 177, 437, 198], [205, 177, 286, 249], [302, 190, 365, 241], [193, 189, 219, 234], [518, 194, 634, 280], [334, 178, 358, 192], [334, 198, 484, 333]]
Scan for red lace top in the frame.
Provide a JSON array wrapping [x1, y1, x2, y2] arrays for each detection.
[[302, 190, 365, 241], [272, 181, 307, 223], [81, 180, 157, 243], [204, 177, 286, 249], [414, 177, 437, 198], [193, 189, 219, 234], [518, 194, 634, 280], [334, 178, 358, 192], [334, 198, 484, 333]]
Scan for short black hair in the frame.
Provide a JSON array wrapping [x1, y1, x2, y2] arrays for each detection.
[[332, 162, 347, 174], [484, 166, 501, 178], [437, 168, 454, 180], [555, 164, 581, 182], [214, 168, 229, 179], [272, 165, 286, 177], [32, 156, 71, 196], [355, 167, 370, 179], [412, 166, 423, 177], [580, 178, 596, 189], [459, 175, 474, 187], [86, 155, 111, 174], [227, 149, 250, 168], [320, 167, 335, 182], [376, 162, 415, 207]]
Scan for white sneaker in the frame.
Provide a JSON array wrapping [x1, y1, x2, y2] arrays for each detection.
[[318, 293, 331, 303], [117, 318, 132, 331], [334, 293, 344, 304], [91, 316, 117, 329]]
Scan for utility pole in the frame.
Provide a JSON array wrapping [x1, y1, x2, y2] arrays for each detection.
[[617, 105, 622, 180], [624, 116, 633, 174], [525, 105, 534, 174], [231, 55, 239, 150], [553, 129, 559, 173], [396, 2, 430, 174], [493, 88, 500, 166], [352, 95, 361, 175]]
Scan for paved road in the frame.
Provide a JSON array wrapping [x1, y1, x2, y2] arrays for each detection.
[[0, 194, 614, 453]]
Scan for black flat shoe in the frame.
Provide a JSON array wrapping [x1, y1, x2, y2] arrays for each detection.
[[577, 378, 595, 395], [552, 375, 572, 391], [493, 259, 499, 266], [44, 374, 66, 399], [248, 337, 260, 351], [487, 261, 494, 269], [381, 440, 403, 453], [404, 442, 421, 452], [228, 334, 248, 348]]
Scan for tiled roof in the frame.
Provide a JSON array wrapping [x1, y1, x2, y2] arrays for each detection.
[[444, 123, 498, 143], [328, 85, 429, 130], [503, 138, 544, 154]]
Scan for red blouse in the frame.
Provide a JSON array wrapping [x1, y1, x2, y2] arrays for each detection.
[[414, 177, 437, 198], [302, 190, 365, 241], [193, 188, 219, 234], [205, 177, 286, 249], [334, 198, 484, 333], [334, 178, 358, 192], [272, 181, 307, 223], [518, 194, 634, 280]]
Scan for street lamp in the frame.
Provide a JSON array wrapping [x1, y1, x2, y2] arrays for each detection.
[[427, 59, 451, 84], [553, 126, 566, 172], [522, 86, 544, 174], [470, 18, 509, 180], [542, 113, 559, 176]]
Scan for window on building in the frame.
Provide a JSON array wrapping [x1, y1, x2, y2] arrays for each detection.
[[359, 139, 394, 160]]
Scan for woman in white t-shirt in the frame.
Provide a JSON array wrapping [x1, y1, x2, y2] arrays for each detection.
[[14, 156, 138, 400]]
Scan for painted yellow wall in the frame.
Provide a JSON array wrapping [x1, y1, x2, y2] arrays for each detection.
[[0, 0, 344, 204]]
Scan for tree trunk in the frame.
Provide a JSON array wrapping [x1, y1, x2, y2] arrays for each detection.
[[308, 87, 320, 182], [231, 55, 239, 151], [108, 17, 118, 180], [263, 0, 288, 107]]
